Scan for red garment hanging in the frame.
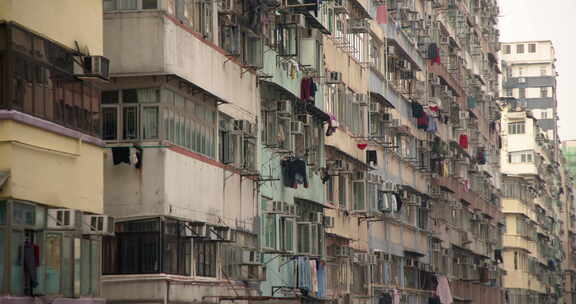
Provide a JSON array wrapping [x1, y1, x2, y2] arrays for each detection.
[[459, 134, 468, 149], [377, 5, 388, 24]]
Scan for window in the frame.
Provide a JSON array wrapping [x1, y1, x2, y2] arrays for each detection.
[[506, 88, 513, 97], [102, 88, 216, 158], [338, 175, 347, 209], [540, 65, 547, 76], [516, 44, 524, 54], [508, 151, 533, 164], [503, 45, 511, 54], [518, 67, 523, 76], [540, 87, 548, 98], [326, 177, 335, 202], [105, 218, 191, 276], [529, 43, 536, 53], [0, 200, 6, 225], [194, 239, 217, 277], [541, 111, 548, 119], [508, 121, 525, 135], [519, 88, 526, 99], [103, 0, 158, 11]]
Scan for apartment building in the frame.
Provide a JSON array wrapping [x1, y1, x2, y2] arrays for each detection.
[[0, 0, 108, 303], [563, 140, 576, 178], [500, 41, 558, 146], [561, 140, 576, 304], [99, 0, 263, 302], [96, 0, 506, 304], [499, 102, 565, 304]]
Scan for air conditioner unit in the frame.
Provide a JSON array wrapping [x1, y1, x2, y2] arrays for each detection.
[[326, 71, 343, 84], [82, 215, 115, 235], [47, 209, 82, 230], [459, 111, 469, 120], [352, 171, 365, 181], [387, 45, 396, 56], [323, 215, 335, 228], [348, 18, 370, 33], [329, 159, 344, 170], [369, 102, 381, 114], [291, 121, 304, 135], [190, 222, 210, 238], [74, 55, 110, 81], [220, 227, 236, 242], [241, 249, 261, 264], [297, 114, 314, 126], [355, 93, 368, 105], [518, 77, 526, 83], [390, 119, 400, 128], [277, 100, 292, 116], [471, 214, 480, 221]]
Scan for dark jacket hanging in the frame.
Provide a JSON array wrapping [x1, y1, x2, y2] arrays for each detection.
[[112, 147, 131, 165]]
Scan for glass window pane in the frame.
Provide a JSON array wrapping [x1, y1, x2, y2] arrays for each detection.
[[45, 233, 62, 295], [142, 0, 158, 9], [0, 231, 4, 291], [123, 106, 139, 140], [102, 107, 118, 140], [90, 240, 99, 294], [0, 200, 6, 225], [101, 91, 119, 104], [61, 236, 73, 297], [137, 88, 159, 103], [142, 107, 159, 139], [118, 0, 138, 10], [13, 202, 36, 226], [80, 239, 91, 296], [103, 0, 116, 11], [11, 230, 24, 295]]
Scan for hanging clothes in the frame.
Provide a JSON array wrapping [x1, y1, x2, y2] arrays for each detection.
[[467, 96, 477, 109], [459, 134, 468, 149], [379, 293, 393, 304], [394, 193, 403, 212], [376, 5, 388, 24], [412, 102, 424, 118], [300, 77, 317, 101], [429, 105, 439, 113], [310, 260, 318, 294], [417, 113, 429, 130], [281, 158, 309, 189], [428, 43, 441, 65], [436, 275, 453, 304], [393, 289, 401, 304], [367, 150, 378, 165], [427, 117, 438, 133], [112, 147, 131, 165], [326, 115, 338, 136], [23, 241, 39, 289]]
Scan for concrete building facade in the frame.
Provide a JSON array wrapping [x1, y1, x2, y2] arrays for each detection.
[[499, 103, 566, 304], [500, 41, 558, 145], [0, 0, 109, 303]]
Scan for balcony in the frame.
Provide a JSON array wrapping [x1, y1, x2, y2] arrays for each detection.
[[104, 10, 258, 113], [371, 13, 425, 71]]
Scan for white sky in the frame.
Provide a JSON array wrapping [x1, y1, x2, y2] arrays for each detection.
[[498, 0, 576, 141]]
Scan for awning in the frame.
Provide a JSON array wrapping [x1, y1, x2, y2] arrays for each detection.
[[0, 171, 9, 189]]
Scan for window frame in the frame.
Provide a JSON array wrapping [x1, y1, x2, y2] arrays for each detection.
[[528, 43, 536, 53], [508, 121, 525, 135], [516, 44, 524, 54]]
